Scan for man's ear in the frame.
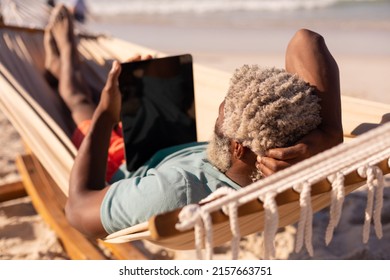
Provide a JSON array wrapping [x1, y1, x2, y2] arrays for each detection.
[[233, 141, 245, 159]]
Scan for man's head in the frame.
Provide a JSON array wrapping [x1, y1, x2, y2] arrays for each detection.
[[207, 65, 321, 179]]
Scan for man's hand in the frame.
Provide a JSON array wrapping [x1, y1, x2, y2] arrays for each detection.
[[96, 55, 154, 124], [96, 60, 122, 124], [256, 142, 309, 177], [256, 128, 342, 177]]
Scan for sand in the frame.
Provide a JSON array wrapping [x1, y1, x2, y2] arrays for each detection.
[[1, 11, 390, 260]]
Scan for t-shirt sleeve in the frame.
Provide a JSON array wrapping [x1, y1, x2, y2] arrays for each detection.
[[100, 167, 190, 234]]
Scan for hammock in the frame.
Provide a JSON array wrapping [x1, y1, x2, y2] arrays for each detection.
[[103, 121, 390, 259], [1, 2, 390, 260]]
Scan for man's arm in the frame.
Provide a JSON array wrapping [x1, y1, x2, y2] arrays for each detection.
[[65, 61, 122, 237], [257, 29, 343, 176]]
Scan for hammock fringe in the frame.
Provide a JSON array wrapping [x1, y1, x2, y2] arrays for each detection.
[[175, 122, 390, 259]]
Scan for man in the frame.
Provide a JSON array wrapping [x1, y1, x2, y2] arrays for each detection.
[[69, 0, 88, 23], [45, 5, 342, 238]]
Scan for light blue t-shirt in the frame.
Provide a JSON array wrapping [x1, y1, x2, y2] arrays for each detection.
[[100, 142, 241, 234]]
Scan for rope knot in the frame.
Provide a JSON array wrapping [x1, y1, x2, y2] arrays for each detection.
[[175, 204, 201, 232], [294, 182, 314, 256], [199, 187, 241, 259], [325, 172, 345, 245], [259, 191, 278, 259], [358, 165, 384, 243], [176, 204, 214, 259]]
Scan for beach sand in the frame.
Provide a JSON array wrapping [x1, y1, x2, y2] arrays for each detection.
[[1, 9, 390, 259]]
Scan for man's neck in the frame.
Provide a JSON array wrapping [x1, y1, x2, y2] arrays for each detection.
[[225, 166, 255, 187]]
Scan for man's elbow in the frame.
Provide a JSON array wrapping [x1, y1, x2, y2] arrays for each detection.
[[321, 123, 343, 148], [65, 200, 105, 239], [64, 200, 84, 234], [330, 126, 344, 146]]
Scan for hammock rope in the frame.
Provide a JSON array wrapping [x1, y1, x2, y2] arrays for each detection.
[[358, 165, 385, 243], [294, 182, 313, 256], [176, 122, 390, 259], [261, 191, 278, 259], [206, 187, 242, 260], [325, 172, 345, 245]]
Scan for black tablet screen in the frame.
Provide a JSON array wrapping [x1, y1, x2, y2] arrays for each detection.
[[118, 54, 196, 171]]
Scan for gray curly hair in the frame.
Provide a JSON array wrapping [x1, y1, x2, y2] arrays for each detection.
[[207, 65, 321, 173]]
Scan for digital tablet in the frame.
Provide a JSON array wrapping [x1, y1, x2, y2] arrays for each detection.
[[118, 54, 197, 171]]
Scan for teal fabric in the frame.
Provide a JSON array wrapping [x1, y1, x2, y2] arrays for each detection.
[[101, 142, 241, 234]]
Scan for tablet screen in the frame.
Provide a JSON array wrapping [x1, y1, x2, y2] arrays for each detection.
[[118, 54, 197, 171]]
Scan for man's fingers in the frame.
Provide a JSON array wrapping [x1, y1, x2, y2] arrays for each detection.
[[256, 157, 290, 177], [125, 54, 141, 62], [105, 60, 121, 90], [265, 143, 307, 160], [265, 147, 297, 160], [258, 156, 291, 173], [143, 54, 153, 60], [125, 54, 153, 63], [257, 142, 309, 177], [257, 163, 274, 177], [104, 60, 121, 94], [256, 156, 292, 176]]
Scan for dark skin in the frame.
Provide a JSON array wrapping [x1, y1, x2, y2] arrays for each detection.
[[219, 29, 342, 186], [225, 141, 258, 187], [215, 101, 259, 187], [257, 29, 343, 176], [47, 6, 342, 239]]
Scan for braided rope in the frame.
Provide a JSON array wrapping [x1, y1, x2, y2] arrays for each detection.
[[325, 172, 345, 245], [373, 167, 384, 239], [177, 187, 240, 259], [294, 182, 314, 256], [294, 183, 305, 253], [216, 188, 241, 260], [261, 191, 278, 259], [200, 211, 213, 260], [364, 166, 375, 243], [189, 124, 390, 221], [175, 204, 204, 259], [226, 201, 240, 260], [194, 220, 205, 260], [358, 165, 385, 243], [175, 123, 390, 259], [200, 187, 242, 259]]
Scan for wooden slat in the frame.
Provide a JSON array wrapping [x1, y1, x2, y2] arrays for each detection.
[[105, 154, 390, 250], [0, 76, 74, 194], [146, 181, 365, 250], [25, 152, 147, 260], [16, 153, 147, 260], [98, 240, 147, 260], [0, 181, 27, 202], [16, 153, 107, 260]]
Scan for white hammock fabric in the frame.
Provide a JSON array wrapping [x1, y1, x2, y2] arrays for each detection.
[[1, 0, 51, 29], [0, 0, 89, 33], [176, 122, 390, 260]]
